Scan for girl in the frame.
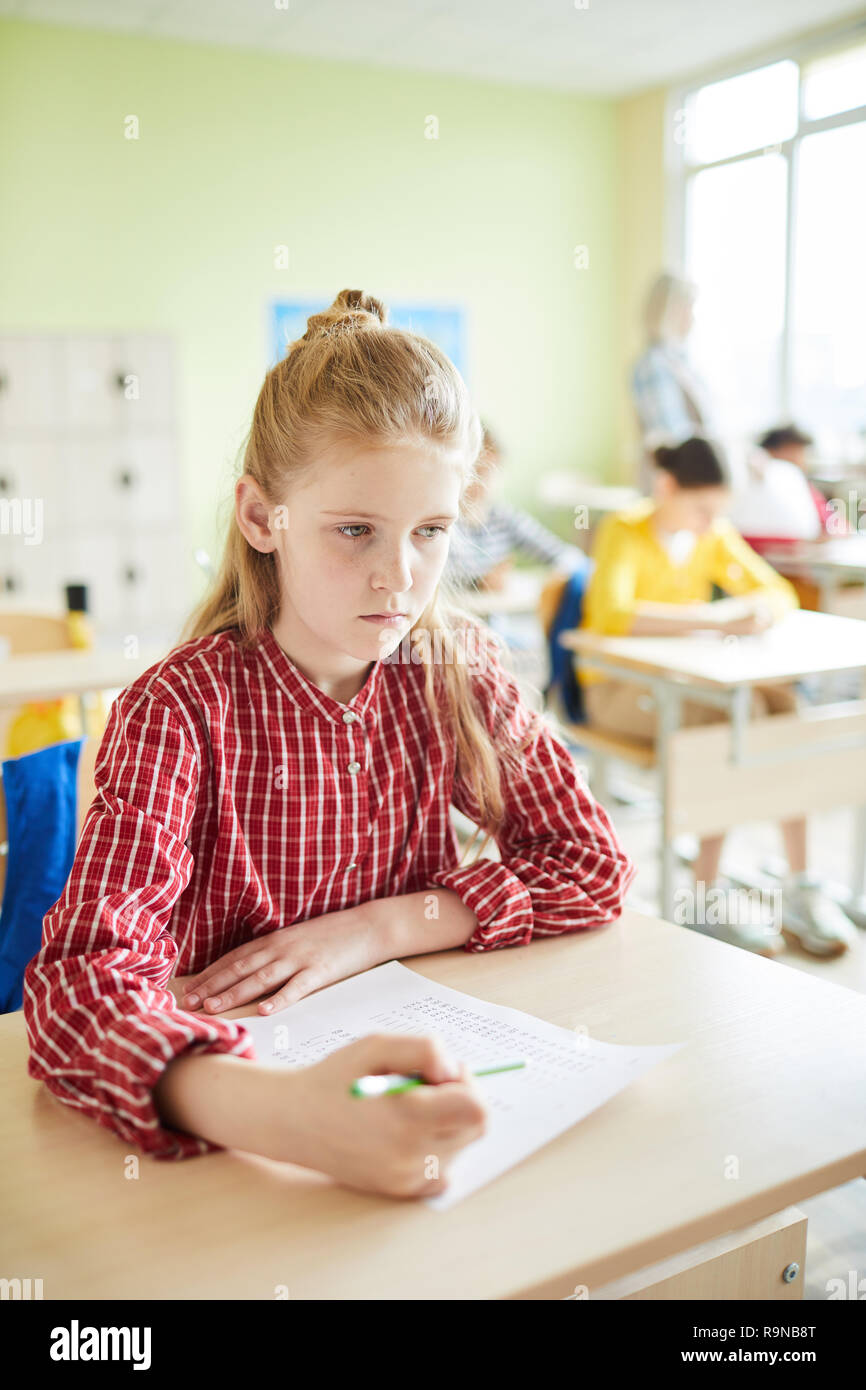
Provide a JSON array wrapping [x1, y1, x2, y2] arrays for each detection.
[[23, 289, 635, 1201], [579, 434, 857, 960]]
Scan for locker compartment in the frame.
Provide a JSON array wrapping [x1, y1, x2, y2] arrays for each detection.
[[0, 440, 67, 538], [118, 529, 194, 634], [0, 336, 66, 433], [115, 335, 176, 431], [62, 336, 133, 433], [64, 437, 181, 529]]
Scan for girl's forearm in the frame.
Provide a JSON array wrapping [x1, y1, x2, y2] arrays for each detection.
[[360, 888, 480, 959], [628, 600, 729, 635], [628, 611, 716, 635], [153, 1052, 307, 1164]]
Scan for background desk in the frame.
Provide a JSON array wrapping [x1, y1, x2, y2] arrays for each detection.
[[761, 536, 866, 615], [451, 567, 547, 620], [560, 611, 866, 918], [0, 646, 167, 709], [2, 910, 866, 1299]]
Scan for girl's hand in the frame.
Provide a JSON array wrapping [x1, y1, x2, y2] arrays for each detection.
[[721, 601, 774, 636], [180, 904, 387, 1017], [280, 1033, 488, 1199]]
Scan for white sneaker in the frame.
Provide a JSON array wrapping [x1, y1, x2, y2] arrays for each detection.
[[698, 885, 785, 958], [781, 877, 858, 957]]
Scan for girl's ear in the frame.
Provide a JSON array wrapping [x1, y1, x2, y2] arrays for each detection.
[[652, 468, 674, 502]]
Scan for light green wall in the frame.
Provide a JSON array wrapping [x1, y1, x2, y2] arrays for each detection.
[[0, 19, 630, 574], [614, 85, 668, 482]]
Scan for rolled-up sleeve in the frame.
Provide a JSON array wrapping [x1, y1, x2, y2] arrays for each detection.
[[428, 633, 636, 951], [21, 687, 256, 1160], [711, 522, 800, 620]]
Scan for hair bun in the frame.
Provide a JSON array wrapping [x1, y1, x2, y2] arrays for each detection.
[[652, 443, 674, 468], [302, 288, 388, 343]]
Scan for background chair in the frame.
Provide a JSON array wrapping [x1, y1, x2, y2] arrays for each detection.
[[539, 562, 656, 805]]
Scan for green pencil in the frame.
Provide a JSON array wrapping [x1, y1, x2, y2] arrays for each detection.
[[350, 1059, 527, 1097]]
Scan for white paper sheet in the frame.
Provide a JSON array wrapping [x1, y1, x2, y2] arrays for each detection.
[[234, 960, 684, 1210]]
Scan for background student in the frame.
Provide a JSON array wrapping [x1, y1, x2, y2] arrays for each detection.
[[727, 430, 824, 559], [22, 289, 635, 1199], [758, 424, 847, 537], [577, 434, 857, 960], [444, 422, 583, 591]]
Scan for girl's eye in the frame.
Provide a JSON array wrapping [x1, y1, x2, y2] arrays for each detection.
[[335, 524, 448, 541]]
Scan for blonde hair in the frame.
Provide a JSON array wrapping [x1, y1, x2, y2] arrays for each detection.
[[643, 272, 697, 343], [179, 288, 543, 838]]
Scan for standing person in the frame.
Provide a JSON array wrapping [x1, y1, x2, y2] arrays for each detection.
[[630, 273, 716, 490], [22, 289, 635, 1197], [578, 435, 857, 960]]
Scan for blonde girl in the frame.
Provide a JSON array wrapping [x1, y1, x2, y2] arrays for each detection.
[[24, 290, 634, 1200]]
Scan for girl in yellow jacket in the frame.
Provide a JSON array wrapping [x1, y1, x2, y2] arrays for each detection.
[[579, 434, 856, 959]]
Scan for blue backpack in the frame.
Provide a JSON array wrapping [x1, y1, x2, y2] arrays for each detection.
[[0, 739, 84, 1013]]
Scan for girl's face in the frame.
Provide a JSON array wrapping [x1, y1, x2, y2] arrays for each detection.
[[254, 438, 464, 663], [654, 473, 730, 535]]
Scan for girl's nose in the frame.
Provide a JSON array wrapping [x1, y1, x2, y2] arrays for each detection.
[[372, 547, 413, 594]]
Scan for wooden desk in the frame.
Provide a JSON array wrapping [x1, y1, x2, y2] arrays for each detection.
[[561, 609, 866, 692], [2, 912, 865, 1299], [0, 646, 167, 709], [762, 537, 866, 614], [560, 611, 866, 918], [452, 567, 547, 619]]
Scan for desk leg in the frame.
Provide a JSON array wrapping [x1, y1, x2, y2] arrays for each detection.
[[846, 806, 866, 926], [656, 687, 682, 922]]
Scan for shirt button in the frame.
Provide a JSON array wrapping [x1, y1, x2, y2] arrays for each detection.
[[347, 862, 358, 870], [347, 761, 362, 774], [342, 711, 358, 723]]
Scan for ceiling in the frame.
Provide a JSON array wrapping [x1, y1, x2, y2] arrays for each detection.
[[2, 0, 866, 96]]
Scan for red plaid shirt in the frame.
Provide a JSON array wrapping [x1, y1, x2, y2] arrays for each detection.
[[22, 624, 635, 1160]]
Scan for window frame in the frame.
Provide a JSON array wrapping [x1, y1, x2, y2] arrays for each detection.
[[666, 19, 866, 423]]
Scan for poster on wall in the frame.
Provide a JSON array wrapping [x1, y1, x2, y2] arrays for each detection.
[[270, 300, 468, 383]]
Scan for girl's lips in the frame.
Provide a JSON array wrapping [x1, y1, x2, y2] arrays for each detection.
[[360, 613, 409, 625]]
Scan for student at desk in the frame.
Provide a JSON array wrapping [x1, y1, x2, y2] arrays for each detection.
[[444, 423, 583, 592], [758, 424, 832, 535], [579, 435, 856, 959], [729, 425, 854, 610], [22, 289, 634, 1199]]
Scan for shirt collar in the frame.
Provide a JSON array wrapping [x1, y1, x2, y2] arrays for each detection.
[[257, 624, 385, 727]]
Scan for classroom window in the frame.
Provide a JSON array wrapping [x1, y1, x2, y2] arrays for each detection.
[[685, 153, 787, 438], [684, 61, 798, 164], [791, 121, 866, 436], [802, 40, 866, 121], [675, 32, 866, 457]]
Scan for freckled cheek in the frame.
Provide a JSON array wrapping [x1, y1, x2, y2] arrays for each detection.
[[414, 547, 448, 587]]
